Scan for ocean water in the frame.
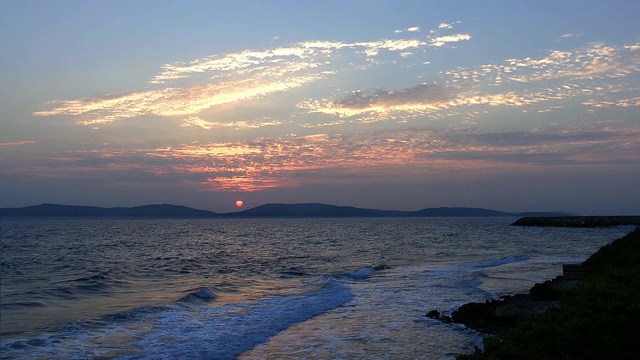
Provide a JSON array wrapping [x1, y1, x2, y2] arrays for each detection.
[[0, 217, 633, 359]]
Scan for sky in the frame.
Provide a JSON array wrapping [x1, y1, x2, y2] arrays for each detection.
[[1, 0, 639, 215]]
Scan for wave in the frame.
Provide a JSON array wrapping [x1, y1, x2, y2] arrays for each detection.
[[178, 287, 216, 303], [0, 301, 46, 309], [278, 267, 308, 278], [44, 273, 128, 299], [470, 255, 530, 269], [126, 279, 353, 359], [338, 264, 390, 281], [1, 278, 354, 360], [347, 267, 375, 279]]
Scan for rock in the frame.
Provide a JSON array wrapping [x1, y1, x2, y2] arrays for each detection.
[[530, 278, 582, 300], [429, 258, 611, 338], [449, 293, 564, 337], [450, 299, 518, 337], [425, 309, 441, 318], [425, 309, 452, 322], [494, 298, 560, 318]]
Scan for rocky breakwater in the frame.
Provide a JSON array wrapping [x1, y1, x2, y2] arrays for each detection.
[[511, 216, 640, 228]]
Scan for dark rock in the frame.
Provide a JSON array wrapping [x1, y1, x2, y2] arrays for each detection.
[[445, 274, 584, 337], [530, 277, 581, 300], [425, 309, 453, 322], [451, 299, 517, 337], [511, 216, 640, 228], [493, 297, 560, 318]]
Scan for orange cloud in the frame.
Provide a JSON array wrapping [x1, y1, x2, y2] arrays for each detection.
[[34, 74, 324, 126], [299, 82, 576, 120], [199, 176, 303, 192], [4, 126, 637, 192], [0, 140, 35, 146], [34, 30, 450, 128]]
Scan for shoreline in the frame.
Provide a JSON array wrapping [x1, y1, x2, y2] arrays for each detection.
[[429, 223, 640, 359], [427, 264, 583, 338]]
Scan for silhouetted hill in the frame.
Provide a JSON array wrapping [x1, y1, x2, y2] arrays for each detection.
[[0, 203, 217, 217], [226, 204, 569, 218], [117, 204, 217, 217], [225, 203, 413, 218], [1, 203, 571, 218]]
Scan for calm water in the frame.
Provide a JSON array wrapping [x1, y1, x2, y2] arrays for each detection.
[[0, 218, 633, 359]]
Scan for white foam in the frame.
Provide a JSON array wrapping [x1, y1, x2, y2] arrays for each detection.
[[347, 267, 375, 279], [0, 280, 352, 360], [241, 261, 492, 359], [470, 255, 530, 269], [123, 280, 352, 359]]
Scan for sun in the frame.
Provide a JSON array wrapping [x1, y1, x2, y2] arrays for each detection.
[[235, 200, 244, 207]]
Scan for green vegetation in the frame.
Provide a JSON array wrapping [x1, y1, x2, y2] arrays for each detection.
[[458, 228, 640, 360]]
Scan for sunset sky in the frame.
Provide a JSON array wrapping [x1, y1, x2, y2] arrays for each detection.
[[1, 0, 639, 214]]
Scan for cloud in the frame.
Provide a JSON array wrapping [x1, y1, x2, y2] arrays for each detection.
[[431, 34, 472, 47], [0, 140, 35, 146], [493, 42, 640, 83], [181, 117, 286, 130], [300, 83, 459, 118], [438, 21, 461, 30], [156, 38, 428, 76], [582, 96, 640, 109], [625, 44, 640, 51], [429, 41, 640, 117], [299, 82, 572, 119], [6, 126, 636, 193], [32, 24, 638, 147], [295, 39, 640, 126], [446, 129, 621, 148], [436, 128, 640, 166], [560, 33, 574, 38], [149, 47, 316, 84], [181, 116, 214, 130], [334, 83, 453, 109], [199, 176, 303, 192], [35, 72, 327, 126], [407, 26, 421, 32], [34, 33, 440, 127]]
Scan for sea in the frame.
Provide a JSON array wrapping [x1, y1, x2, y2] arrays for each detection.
[[0, 217, 634, 359]]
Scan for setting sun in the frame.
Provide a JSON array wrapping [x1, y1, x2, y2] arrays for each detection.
[[235, 200, 244, 207]]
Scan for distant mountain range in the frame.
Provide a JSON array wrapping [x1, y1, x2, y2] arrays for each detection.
[[0, 203, 573, 218]]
